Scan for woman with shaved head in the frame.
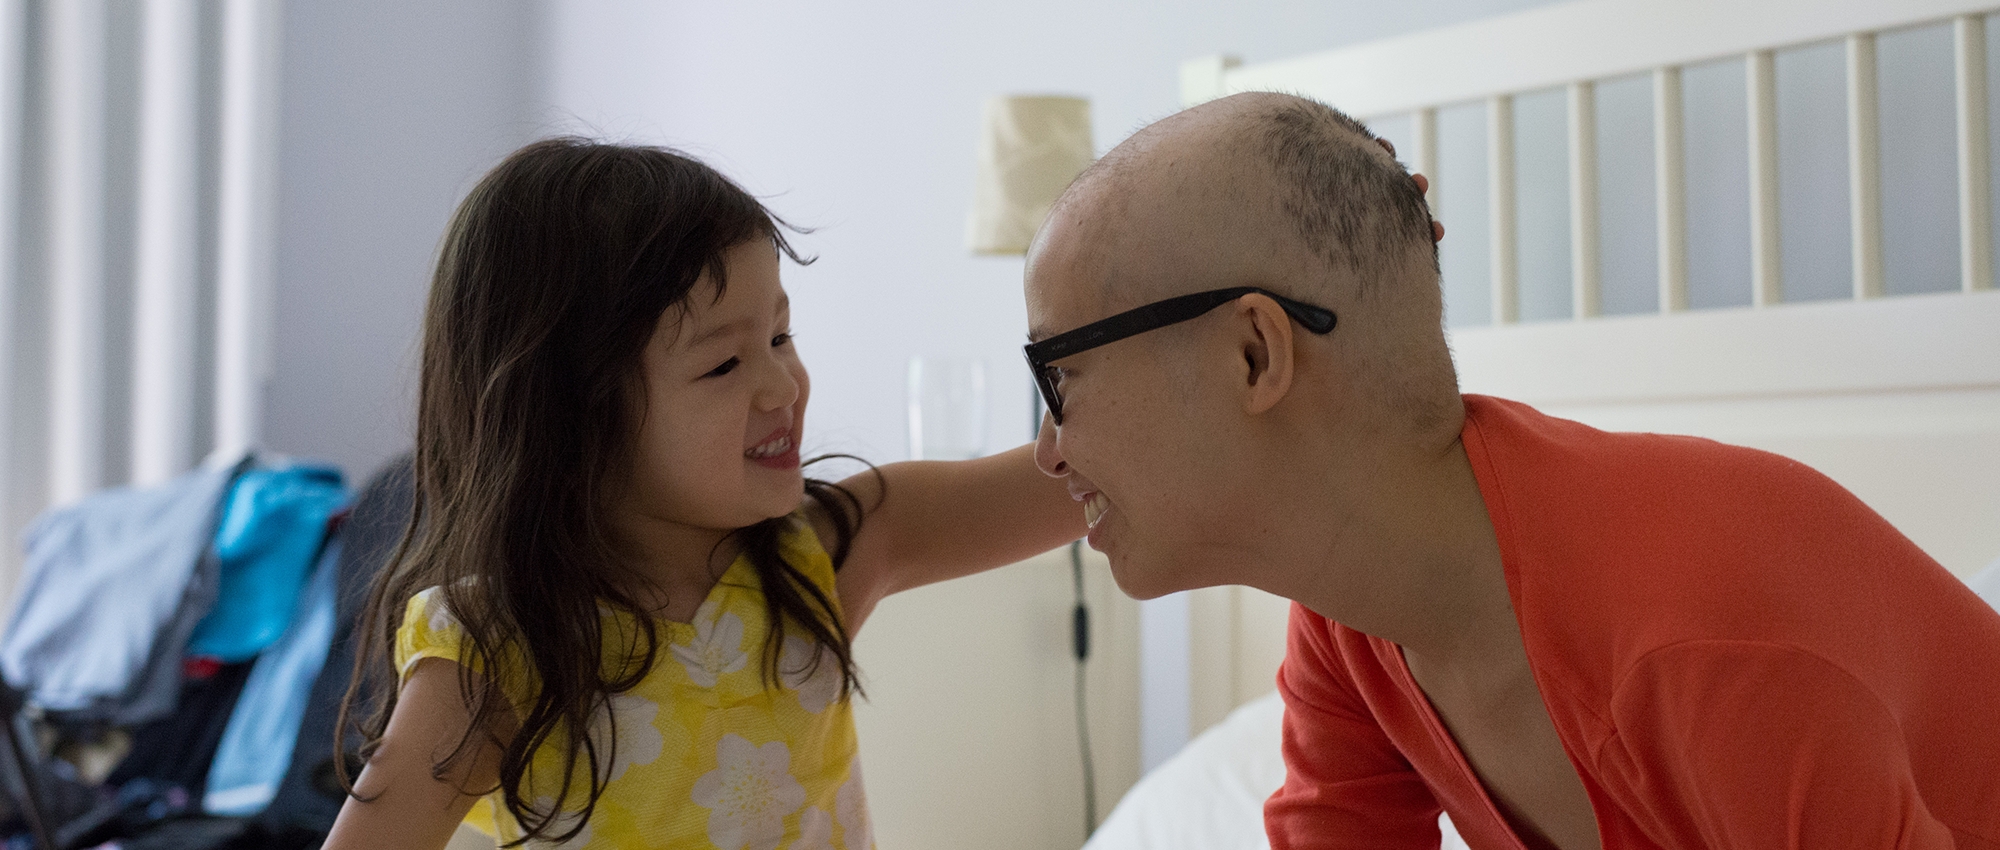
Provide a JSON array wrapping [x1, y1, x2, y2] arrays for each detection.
[[1023, 92, 2000, 850]]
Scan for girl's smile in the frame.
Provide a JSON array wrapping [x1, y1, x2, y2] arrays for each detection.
[[746, 428, 800, 470]]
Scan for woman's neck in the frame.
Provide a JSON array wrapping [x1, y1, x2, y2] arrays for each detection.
[[1257, 435, 1511, 662]]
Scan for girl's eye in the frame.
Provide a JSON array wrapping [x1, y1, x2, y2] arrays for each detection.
[[704, 357, 740, 378], [771, 331, 793, 347]]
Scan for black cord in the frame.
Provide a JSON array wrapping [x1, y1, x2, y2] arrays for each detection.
[[1070, 540, 1097, 838], [1040, 380, 1096, 836]]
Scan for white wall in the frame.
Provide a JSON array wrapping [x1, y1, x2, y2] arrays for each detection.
[[267, 0, 543, 482], [537, 0, 1569, 467]]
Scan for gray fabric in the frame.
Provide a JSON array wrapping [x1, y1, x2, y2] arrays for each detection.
[[1, 452, 250, 724]]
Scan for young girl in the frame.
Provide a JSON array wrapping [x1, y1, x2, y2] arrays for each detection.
[[325, 139, 1083, 850]]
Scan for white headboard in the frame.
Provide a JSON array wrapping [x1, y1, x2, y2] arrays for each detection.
[[1170, 0, 2000, 740]]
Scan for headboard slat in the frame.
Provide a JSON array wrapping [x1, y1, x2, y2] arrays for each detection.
[[1488, 95, 1520, 325], [1847, 34, 1885, 300], [1412, 107, 1439, 211], [1748, 50, 1783, 307], [1956, 16, 1994, 293], [1653, 67, 1689, 312], [1568, 82, 1602, 319]]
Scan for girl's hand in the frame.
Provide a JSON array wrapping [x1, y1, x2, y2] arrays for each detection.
[[323, 658, 516, 850], [823, 443, 1087, 631]]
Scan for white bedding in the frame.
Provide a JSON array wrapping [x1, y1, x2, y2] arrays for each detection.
[[1082, 691, 1469, 850], [1973, 556, 2000, 609]]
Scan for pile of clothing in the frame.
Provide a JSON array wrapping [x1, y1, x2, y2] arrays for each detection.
[[0, 453, 414, 850]]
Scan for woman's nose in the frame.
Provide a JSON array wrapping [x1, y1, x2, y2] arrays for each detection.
[[1033, 412, 1068, 476]]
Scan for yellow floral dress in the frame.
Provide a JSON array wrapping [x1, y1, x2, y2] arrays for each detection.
[[395, 518, 875, 850]]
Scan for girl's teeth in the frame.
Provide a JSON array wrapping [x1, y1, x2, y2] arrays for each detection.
[[748, 436, 791, 458], [1083, 493, 1108, 528]]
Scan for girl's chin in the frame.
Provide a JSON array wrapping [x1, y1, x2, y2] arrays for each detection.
[[753, 479, 807, 518]]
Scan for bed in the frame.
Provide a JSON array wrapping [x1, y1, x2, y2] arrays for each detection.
[[1092, 0, 2000, 846]]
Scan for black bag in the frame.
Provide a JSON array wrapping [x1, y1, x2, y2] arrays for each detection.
[[255, 455, 413, 839]]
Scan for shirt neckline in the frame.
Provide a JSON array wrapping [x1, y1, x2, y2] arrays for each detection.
[[1382, 395, 1606, 849]]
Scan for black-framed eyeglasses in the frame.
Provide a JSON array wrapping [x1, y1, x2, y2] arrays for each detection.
[[1024, 286, 1336, 425]]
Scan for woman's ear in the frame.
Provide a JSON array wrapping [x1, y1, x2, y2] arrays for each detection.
[[1237, 294, 1296, 415]]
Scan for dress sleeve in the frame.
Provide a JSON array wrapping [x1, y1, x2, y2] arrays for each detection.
[[393, 587, 472, 685], [1601, 641, 1957, 849], [1265, 604, 1445, 850]]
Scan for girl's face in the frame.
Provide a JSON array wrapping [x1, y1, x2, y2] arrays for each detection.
[[623, 239, 809, 536]]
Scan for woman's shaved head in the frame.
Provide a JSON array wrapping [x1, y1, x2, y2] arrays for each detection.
[[1030, 91, 1459, 440], [1257, 96, 1439, 292]]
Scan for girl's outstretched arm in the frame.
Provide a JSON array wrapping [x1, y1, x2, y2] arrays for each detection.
[[323, 658, 514, 850], [827, 442, 1085, 629]]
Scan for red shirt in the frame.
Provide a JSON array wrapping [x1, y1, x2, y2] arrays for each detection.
[[1266, 395, 2000, 849]]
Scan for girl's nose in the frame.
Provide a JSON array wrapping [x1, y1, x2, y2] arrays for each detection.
[[754, 355, 802, 412]]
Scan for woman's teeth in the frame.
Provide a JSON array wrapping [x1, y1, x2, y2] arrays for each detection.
[[746, 435, 792, 458], [1083, 493, 1110, 528]]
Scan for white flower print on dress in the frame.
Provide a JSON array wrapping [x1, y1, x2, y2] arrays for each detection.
[[425, 591, 458, 637], [690, 735, 807, 850], [793, 807, 836, 850], [835, 761, 873, 850], [592, 692, 664, 783], [673, 611, 749, 687], [778, 636, 841, 714]]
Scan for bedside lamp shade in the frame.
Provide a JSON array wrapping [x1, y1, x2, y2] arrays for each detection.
[[967, 95, 1093, 256]]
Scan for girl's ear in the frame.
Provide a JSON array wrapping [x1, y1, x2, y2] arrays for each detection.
[[1237, 294, 1296, 415]]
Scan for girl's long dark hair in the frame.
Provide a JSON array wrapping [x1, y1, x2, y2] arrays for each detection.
[[337, 138, 867, 844]]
